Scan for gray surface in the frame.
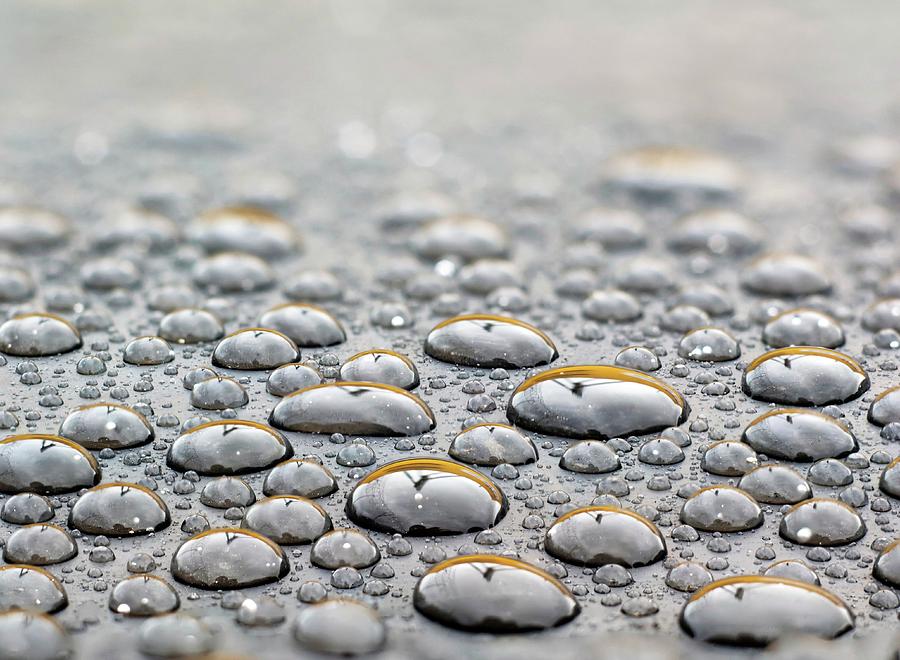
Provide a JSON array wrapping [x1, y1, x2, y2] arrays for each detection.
[[0, 1, 899, 658]]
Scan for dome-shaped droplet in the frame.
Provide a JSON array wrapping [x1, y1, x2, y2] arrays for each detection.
[[109, 575, 180, 617], [741, 254, 832, 296], [701, 441, 758, 476], [80, 258, 140, 290], [0, 207, 70, 251], [0, 565, 67, 614], [0, 313, 82, 357], [544, 506, 666, 568], [459, 259, 522, 294], [680, 576, 854, 646], [68, 482, 170, 536], [283, 270, 344, 302], [868, 386, 900, 426], [559, 441, 620, 474], [97, 207, 179, 251], [270, 382, 435, 436], [199, 476, 255, 509], [678, 327, 740, 361], [266, 363, 323, 397], [188, 206, 299, 258], [742, 409, 858, 461], [0, 610, 70, 660], [667, 209, 763, 256], [603, 146, 741, 197], [171, 528, 289, 589], [0, 435, 100, 495], [880, 457, 900, 498], [738, 465, 812, 504], [263, 459, 338, 499], [614, 346, 660, 372], [742, 348, 869, 406], [862, 298, 900, 333], [190, 376, 248, 410], [873, 539, 900, 587], [0, 264, 35, 303], [581, 289, 642, 323], [410, 215, 509, 262], [122, 336, 174, 365], [3, 524, 77, 565], [211, 328, 298, 370], [680, 486, 763, 532], [167, 420, 292, 475], [158, 308, 224, 344], [309, 528, 381, 569], [241, 496, 332, 545], [779, 498, 866, 546], [424, 314, 557, 369], [638, 438, 685, 465], [666, 562, 713, 593], [193, 252, 275, 293], [660, 305, 711, 333], [1, 493, 53, 524], [346, 458, 507, 535], [507, 366, 690, 440], [258, 303, 346, 347], [413, 555, 580, 632], [763, 559, 820, 585], [339, 349, 419, 390], [59, 403, 154, 450], [136, 614, 214, 658], [613, 258, 675, 293], [448, 423, 537, 466], [291, 599, 385, 656], [763, 309, 845, 349], [573, 207, 647, 250]]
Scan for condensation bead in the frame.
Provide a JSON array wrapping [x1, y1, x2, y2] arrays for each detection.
[[3, 524, 77, 565], [0, 313, 82, 357], [409, 215, 509, 262], [211, 328, 299, 370], [559, 441, 620, 474], [667, 209, 763, 256], [170, 528, 289, 589], [259, 303, 346, 347], [192, 252, 275, 293], [873, 540, 900, 587], [603, 146, 742, 197], [0, 435, 101, 495], [424, 314, 557, 369], [108, 575, 180, 616], [122, 336, 175, 365], [582, 289, 643, 323], [187, 206, 299, 258], [0, 565, 68, 613], [738, 465, 812, 504], [573, 207, 647, 250], [680, 486, 763, 532], [0, 207, 70, 251], [266, 363, 323, 397], [741, 254, 832, 297], [742, 409, 858, 461], [241, 496, 332, 545], [58, 403, 154, 450], [339, 349, 419, 390], [168, 420, 292, 475], [677, 328, 740, 362], [448, 424, 538, 466], [309, 529, 380, 569], [0, 493, 53, 524], [190, 376, 249, 410], [741, 348, 869, 406], [701, 441, 758, 476], [158, 308, 224, 344], [763, 309, 845, 349], [0, 610, 71, 660], [291, 599, 385, 656], [779, 499, 866, 546], [868, 386, 900, 426], [68, 482, 170, 536]]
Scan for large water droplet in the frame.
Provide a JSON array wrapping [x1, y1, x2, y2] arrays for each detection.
[[0, 313, 82, 357], [448, 423, 537, 466], [109, 575, 180, 617], [212, 328, 299, 370], [544, 506, 666, 567], [241, 496, 332, 545], [0, 565, 67, 614], [339, 349, 419, 390], [170, 528, 289, 589], [259, 303, 346, 347], [58, 403, 154, 450], [0, 435, 100, 495], [188, 206, 299, 258], [779, 498, 866, 546], [167, 420, 293, 475], [742, 408, 858, 461], [291, 599, 385, 656], [680, 486, 763, 532], [3, 524, 77, 565], [68, 482, 170, 536], [424, 314, 557, 369]]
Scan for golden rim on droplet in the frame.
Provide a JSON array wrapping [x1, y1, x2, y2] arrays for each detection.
[[342, 348, 416, 370], [178, 419, 287, 443], [84, 482, 169, 509], [513, 365, 685, 408], [181, 527, 285, 556], [687, 574, 848, 608], [9, 311, 80, 334], [279, 382, 435, 423], [423, 553, 572, 594], [746, 346, 866, 375], [217, 327, 299, 349], [0, 564, 66, 590], [551, 505, 663, 539], [427, 313, 556, 350], [198, 205, 286, 225], [356, 458, 504, 503], [746, 407, 852, 431], [0, 434, 100, 470], [253, 495, 329, 516], [782, 497, 860, 516]]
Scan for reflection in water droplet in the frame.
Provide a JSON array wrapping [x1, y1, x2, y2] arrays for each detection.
[[410, 215, 509, 262], [347, 458, 507, 535], [868, 386, 900, 426], [680, 576, 854, 646], [109, 575, 180, 617], [291, 599, 385, 656], [680, 486, 763, 532], [873, 539, 900, 587], [171, 528, 289, 589], [59, 403, 154, 450], [741, 254, 832, 296], [193, 252, 275, 293], [701, 441, 758, 476], [424, 314, 557, 369], [763, 309, 845, 349], [614, 346, 660, 372], [763, 560, 820, 585], [738, 465, 812, 504], [168, 420, 292, 475], [742, 347, 869, 406], [0, 610, 70, 660], [263, 459, 338, 499], [266, 363, 323, 397], [259, 303, 346, 347], [270, 382, 435, 436], [190, 376, 249, 410], [158, 308, 224, 344], [309, 528, 380, 569], [241, 496, 332, 545], [559, 441, 620, 473], [68, 482, 170, 536], [448, 423, 537, 466], [507, 365, 689, 440], [0, 313, 82, 357], [0, 565, 67, 613], [188, 206, 299, 258], [544, 506, 666, 568], [3, 524, 77, 565], [340, 349, 419, 390], [212, 328, 299, 370], [0, 435, 101, 495], [779, 498, 866, 546], [414, 554, 580, 632], [742, 408, 858, 461], [677, 327, 740, 361], [122, 336, 175, 366]]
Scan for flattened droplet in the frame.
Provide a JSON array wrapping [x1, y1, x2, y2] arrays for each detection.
[[880, 457, 900, 498], [58, 403, 154, 450], [309, 528, 380, 569], [763, 309, 845, 349], [193, 252, 275, 293], [410, 215, 509, 262], [200, 476, 255, 509], [741, 254, 832, 297], [212, 328, 299, 370], [559, 441, 620, 474], [109, 575, 179, 617], [680, 486, 763, 532], [741, 347, 869, 406], [122, 336, 174, 365], [171, 528, 289, 589], [263, 459, 337, 499], [448, 423, 537, 466], [677, 327, 740, 362], [347, 458, 507, 535], [414, 555, 580, 632], [0, 265, 35, 303], [158, 308, 224, 344], [738, 465, 812, 504], [270, 382, 435, 436], [68, 482, 170, 537], [291, 599, 385, 656], [507, 366, 689, 440], [241, 496, 332, 545], [742, 409, 857, 462], [3, 524, 77, 565], [763, 560, 820, 585], [868, 386, 900, 426], [259, 303, 346, 347], [861, 298, 900, 332], [424, 314, 557, 369], [779, 498, 866, 546], [544, 506, 666, 568], [701, 441, 758, 476], [0, 207, 70, 251], [188, 206, 299, 258], [614, 346, 660, 372], [266, 362, 323, 397], [667, 209, 763, 256], [0, 435, 100, 495], [0, 610, 70, 660], [603, 146, 742, 197], [339, 349, 419, 390], [0, 313, 82, 357], [190, 376, 248, 410], [581, 289, 642, 323], [873, 540, 900, 587], [0, 565, 67, 614], [167, 420, 292, 475], [680, 576, 854, 646]]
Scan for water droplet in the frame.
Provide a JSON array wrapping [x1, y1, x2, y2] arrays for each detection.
[[193, 252, 275, 293], [270, 382, 435, 436], [507, 366, 689, 439], [448, 423, 537, 466], [122, 336, 175, 365], [158, 308, 224, 344], [741, 254, 832, 296], [581, 289, 642, 323], [258, 303, 346, 347], [667, 209, 762, 256], [59, 403, 154, 450], [188, 206, 299, 258], [212, 328, 299, 370], [266, 363, 323, 397], [763, 560, 819, 585], [0, 493, 53, 524], [0, 313, 82, 357], [763, 309, 844, 349], [424, 314, 557, 369], [614, 346, 660, 372], [291, 599, 385, 656], [190, 376, 249, 410], [347, 458, 507, 535], [779, 498, 866, 546], [69, 482, 170, 536], [0, 565, 67, 613], [413, 555, 579, 632], [603, 146, 742, 198], [0, 207, 70, 251], [544, 506, 666, 567], [171, 528, 289, 589], [701, 441, 759, 476], [873, 539, 900, 587], [573, 207, 647, 250], [3, 524, 77, 565], [241, 496, 332, 545], [309, 528, 380, 569], [680, 486, 763, 532], [109, 575, 179, 617], [0, 435, 100, 494], [168, 420, 292, 475], [742, 408, 858, 461], [137, 614, 214, 658], [263, 459, 338, 499], [410, 216, 509, 262], [868, 386, 900, 426], [559, 441, 620, 473], [738, 465, 812, 504], [0, 610, 70, 660], [200, 476, 256, 509], [339, 349, 419, 390], [677, 327, 740, 362], [880, 457, 900, 498], [742, 347, 869, 406]]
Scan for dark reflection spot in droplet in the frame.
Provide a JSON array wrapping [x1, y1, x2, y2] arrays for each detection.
[[167, 420, 292, 476], [170, 528, 289, 590], [68, 482, 170, 537], [742, 348, 869, 406], [424, 314, 558, 369], [339, 349, 419, 390], [448, 423, 537, 466], [779, 498, 866, 546], [742, 409, 858, 462], [0, 435, 101, 495]]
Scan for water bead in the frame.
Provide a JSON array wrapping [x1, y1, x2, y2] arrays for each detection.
[[0, 565, 68, 614], [424, 314, 557, 369], [559, 441, 620, 474], [211, 328, 299, 370], [763, 559, 820, 585], [779, 498, 866, 546], [0, 313, 82, 357], [603, 146, 742, 197], [158, 308, 224, 344], [742, 409, 858, 461], [339, 349, 419, 390], [679, 486, 763, 533], [409, 215, 509, 262], [614, 346, 660, 371], [58, 402, 154, 450], [861, 298, 900, 332], [413, 555, 580, 632], [263, 459, 338, 499], [190, 376, 249, 410], [880, 457, 900, 498], [97, 207, 180, 251], [677, 327, 740, 362], [258, 303, 346, 347], [873, 539, 900, 587], [0, 435, 101, 495], [667, 209, 763, 256], [573, 207, 647, 250], [741, 254, 832, 297], [448, 423, 538, 466], [581, 289, 642, 323], [741, 347, 869, 406], [3, 524, 77, 565], [270, 382, 435, 436], [122, 336, 175, 366], [80, 258, 140, 290], [282, 270, 344, 302], [68, 482, 170, 536], [170, 528, 289, 589], [241, 496, 332, 545], [108, 575, 180, 617], [309, 528, 381, 569], [868, 386, 900, 426], [291, 599, 385, 656], [0, 207, 70, 251], [136, 614, 214, 658], [507, 365, 689, 440], [266, 363, 323, 397], [700, 441, 758, 476], [346, 458, 507, 535], [192, 252, 275, 293], [738, 465, 812, 504], [187, 206, 299, 258], [167, 420, 292, 475], [0, 493, 53, 524], [458, 259, 522, 294], [0, 264, 35, 302], [200, 476, 256, 509], [0, 611, 71, 660], [762, 309, 845, 349]]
